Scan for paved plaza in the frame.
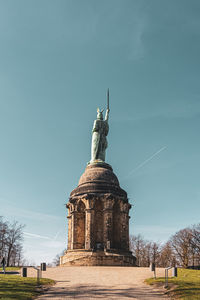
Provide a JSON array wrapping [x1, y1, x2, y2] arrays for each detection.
[[27, 266, 171, 299]]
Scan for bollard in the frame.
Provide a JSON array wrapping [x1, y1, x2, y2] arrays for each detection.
[[150, 263, 155, 272], [41, 263, 46, 271], [22, 267, 27, 277], [172, 267, 177, 277], [150, 263, 156, 279]]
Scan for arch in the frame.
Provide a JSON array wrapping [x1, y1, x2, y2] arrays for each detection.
[[113, 200, 121, 249], [77, 200, 85, 212], [75, 200, 86, 249]]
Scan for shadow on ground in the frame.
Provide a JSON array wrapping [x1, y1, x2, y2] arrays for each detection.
[[0, 271, 19, 275], [39, 284, 167, 299]]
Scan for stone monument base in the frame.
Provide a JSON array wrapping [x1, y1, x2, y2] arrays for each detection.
[[60, 250, 136, 266], [62, 162, 136, 267]]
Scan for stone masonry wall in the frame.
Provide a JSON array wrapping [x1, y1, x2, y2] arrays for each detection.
[[66, 193, 131, 253]]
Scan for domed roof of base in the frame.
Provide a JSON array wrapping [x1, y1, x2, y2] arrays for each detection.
[[70, 162, 127, 198]]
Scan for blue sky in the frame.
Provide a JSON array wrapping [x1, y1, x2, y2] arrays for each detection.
[[0, 0, 200, 264]]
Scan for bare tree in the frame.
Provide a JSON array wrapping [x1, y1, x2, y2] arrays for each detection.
[[130, 234, 146, 266], [6, 221, 24, 266], [9, 243, 23, 266], [0, 217, 8, 258], [52, 254, 61, 266], [190, 224, 200, 266], [141, 241, 152, 267], [150, 242, 161, 265], [0, 217, 24, 267], [159, 242, 177, 267], [52, 249, 66, 266], [130, 223, 200, 268], [169, 228, 193, 268], [130, 235, 161, 267]]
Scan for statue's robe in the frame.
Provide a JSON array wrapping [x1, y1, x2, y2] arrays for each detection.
[[91, 119, 109, 162]]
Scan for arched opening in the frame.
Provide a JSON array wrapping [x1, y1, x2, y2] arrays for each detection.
[[75, 200, 86, 249], [113, 201, 121, 249], [94, 199, 103, 249]]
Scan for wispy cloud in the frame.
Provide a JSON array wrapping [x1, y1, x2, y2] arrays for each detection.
[[41, 240, 65, 249], [23, 232, 66, 264], [24, 231, 51, 240], [24, 230, 65, 243], [0, 199, 61, 222]]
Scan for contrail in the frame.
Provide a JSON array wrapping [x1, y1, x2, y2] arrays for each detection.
[[24, 231, 51, 240], [24, 230, 63, 241], [128, 146, 167, 176]]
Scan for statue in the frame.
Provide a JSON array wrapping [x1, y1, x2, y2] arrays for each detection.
[[90, 89, 110, 163]]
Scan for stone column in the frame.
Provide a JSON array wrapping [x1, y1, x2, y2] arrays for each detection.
[[70, 210, 77, 250], [127, 203, 131, 250], [103, 195, 114, 249], [67, 215, 72, 250], [85, 208, 95, 250], [121, 203, 131, 251]]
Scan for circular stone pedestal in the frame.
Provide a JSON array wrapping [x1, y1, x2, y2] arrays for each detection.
[[60, 250, 135, 266]]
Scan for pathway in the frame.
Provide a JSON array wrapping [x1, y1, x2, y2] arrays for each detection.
[[27, 266, 171, 299]]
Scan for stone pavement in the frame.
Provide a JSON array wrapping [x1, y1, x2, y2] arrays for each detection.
[[27, 266, 171, 299]]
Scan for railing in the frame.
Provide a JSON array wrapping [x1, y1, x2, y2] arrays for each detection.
[[165, 267, 177, 288], [22, 263, 46, 286], [32, 266, 41, 285], [149, 264, 178, 287]]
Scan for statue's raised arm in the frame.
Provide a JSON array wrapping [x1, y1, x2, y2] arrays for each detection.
[[90, 90, 110, 164], [105, 89, 110, 121]]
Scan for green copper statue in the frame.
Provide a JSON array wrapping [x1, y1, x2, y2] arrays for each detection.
[[90, 90, 110, 163]]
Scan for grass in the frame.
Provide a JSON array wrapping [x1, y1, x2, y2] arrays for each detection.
[[145, 268, 200, 299], [0, 274, 55, 299], [2, 267, 20, 271]]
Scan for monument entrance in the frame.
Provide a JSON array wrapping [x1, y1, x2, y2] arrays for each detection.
[[60, 91, 136, 266]]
